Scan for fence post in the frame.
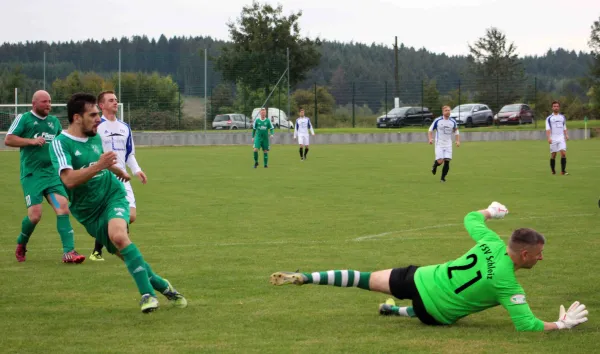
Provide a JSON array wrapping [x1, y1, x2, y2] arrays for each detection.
[[352, 82, 356, 128], [496, 75, 500, 129], [278, 84, 281, 129], [421, 79, 424, 114], [314, 82, 318, 128], [385, 81, 388, 119], [458, 79, 461, 110], [534, 76, 537, 128], [178, 91, 181, 130]]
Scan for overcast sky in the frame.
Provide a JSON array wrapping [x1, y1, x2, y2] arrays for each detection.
[[1, 0, 598, 56]]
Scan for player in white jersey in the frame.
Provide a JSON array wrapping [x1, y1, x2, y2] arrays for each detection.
[[428, 106, 460, 182], [545, 101, 569, 175], [89, 91, 148, 261], [293, 108, 315, 160]]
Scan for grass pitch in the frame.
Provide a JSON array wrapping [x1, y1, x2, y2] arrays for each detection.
[[1, 140, 599, 353]]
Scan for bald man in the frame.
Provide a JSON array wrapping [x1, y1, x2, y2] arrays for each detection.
[[5, 90, 85, 264]]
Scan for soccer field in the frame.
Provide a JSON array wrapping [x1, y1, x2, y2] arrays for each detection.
[[1, 140, 599, 353]]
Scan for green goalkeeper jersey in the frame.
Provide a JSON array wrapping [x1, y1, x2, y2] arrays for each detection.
[[7, 111, 63, 179], [253, 118, 274, 138], [49, 132, 125, 224], [414, 212, 545, 331]]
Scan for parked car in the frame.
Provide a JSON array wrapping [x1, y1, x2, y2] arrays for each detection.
[[494, 104, 535, 125], [250, 107, 294, 129], [376, 106, 434, 128], [212, 113, 251, 130], [450, 103, 494, 127]]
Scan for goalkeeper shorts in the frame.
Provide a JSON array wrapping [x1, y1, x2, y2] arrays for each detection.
[[389, 266, 443, 326]]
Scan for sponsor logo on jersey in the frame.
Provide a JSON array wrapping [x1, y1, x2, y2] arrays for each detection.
[[33, 132, 56, 141], [510, 294, 527, 304], [47, 122, 54, 129]]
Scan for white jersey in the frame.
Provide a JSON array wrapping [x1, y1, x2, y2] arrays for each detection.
[[294, 117, 315, 137], [429, 117, 458, 148], [545, 113, 567, 142], [97, 116, 141, 174]]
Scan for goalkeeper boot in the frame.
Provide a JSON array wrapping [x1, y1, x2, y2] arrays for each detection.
[[162, 279, 188, 308], [62, 250, 86, 264], [270, 271, 308, 286], [140, 294, 159, 313], [89, 251, 104, 261], [379, 298, 397, 316]]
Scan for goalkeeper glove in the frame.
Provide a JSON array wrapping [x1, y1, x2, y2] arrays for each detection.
[[555, 301, 588, 329], [486, 201, 509, 219]]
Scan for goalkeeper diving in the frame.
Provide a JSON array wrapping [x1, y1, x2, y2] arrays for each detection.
[[270, 202, 589, 331]]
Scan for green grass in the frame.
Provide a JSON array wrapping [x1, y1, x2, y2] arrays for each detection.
[[1, 141, 599, 353]]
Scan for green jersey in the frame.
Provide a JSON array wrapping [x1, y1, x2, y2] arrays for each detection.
[[414, 212, 545, 331], [49, 132, 126, 224], [7, 111, 63, 179], [252, 118, 274, 139]]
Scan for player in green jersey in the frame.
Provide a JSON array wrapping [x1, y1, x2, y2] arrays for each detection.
[[252, 108, 274, 168], [270, 202, 589, 331], [4, 90, 85, 264], [49, 93, 187, 313]]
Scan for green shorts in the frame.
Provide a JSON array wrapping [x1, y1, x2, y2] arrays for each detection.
[[253, 137, 270, 151], [81, 195, 130, 255], [21, 175, 68, 208]]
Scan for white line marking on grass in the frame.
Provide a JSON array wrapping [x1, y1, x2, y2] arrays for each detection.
[[353, 213, 594, 241]]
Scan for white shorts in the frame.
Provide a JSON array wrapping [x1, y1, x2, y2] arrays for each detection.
[[550, 140, 567, 153], [297, 135, 310, 146], [123, 181, 136, 208], [435, 146, 452, 160]]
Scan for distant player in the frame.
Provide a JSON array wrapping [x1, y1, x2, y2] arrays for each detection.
[[4, 90, 85, 263], [293, 108, 315, 161], [49, 93, 186, 312], [89, 91, 147, 261], [270, 202, 589, 332], [252, 108, 274, 168], [428, 105, 460, 182], [545, 101, 569, 175]]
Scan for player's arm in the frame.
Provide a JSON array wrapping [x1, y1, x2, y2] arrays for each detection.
[[563, 117, 568, 140], [268, 120, 274, 136], [50, 139, 117, 189], [427, 120, 436, 144], [545, 118, 552, 143], [252, 120, 257, 138], [4, 116, 43, 147], [124, 127, 142, 175], [308, 119, 315, 135], [454, 126, 460, 146], [463, 202, 508, 242]]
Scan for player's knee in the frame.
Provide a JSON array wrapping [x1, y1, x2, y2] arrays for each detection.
[[27, 207, 42, 224], [108, 219, 131, 249]]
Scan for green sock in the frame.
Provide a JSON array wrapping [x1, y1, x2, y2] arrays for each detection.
[[253, 151, 258, 163], [302, 270, 371, 290], [144, 262, 169, 293], [121, 243, 156, 297], [16, 216, 36, 245], [56, 214, 75, 253], [264, 152, 268, 166]]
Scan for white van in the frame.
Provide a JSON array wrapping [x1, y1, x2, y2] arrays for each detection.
[[250, 107, 294, 129]]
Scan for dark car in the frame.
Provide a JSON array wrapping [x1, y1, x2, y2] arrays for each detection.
[[494, 104, 535, 125], [376, 107, 434, 128]]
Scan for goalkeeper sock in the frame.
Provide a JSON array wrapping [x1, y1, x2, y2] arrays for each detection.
[[441, 160, 450, 180], [302, 270, 371, 290], [393, 306, 417, 317], [299, 147, 304, 158], [56, 214, 75, 253], [253, 151, 258, 163], [121, 243, 156, 297], [550, 158, 556, 173], [304, 147, 309, 158], [17, 216, 37, 245], [561, 157, 567, 172], [264, 152, 269, 166]]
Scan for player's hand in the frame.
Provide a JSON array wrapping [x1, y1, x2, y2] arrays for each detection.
[[114, 170, 131, 183], [136, 171, 147, 185], [428, 139, 433, 145], [312, 133, 315, 136], [270, 135, 274, 139], [548, 138, 552, 144], [556, 301, 588, 329], [456, 141, 461, 147], [293, 136, 296, 140], [31, 137, 45, 146], [486, 201, 508, 219], [565, 135, 569, 141], [97, 151, 118, 169]]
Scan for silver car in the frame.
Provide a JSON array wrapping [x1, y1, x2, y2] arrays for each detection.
[[212, 114, 251, 130], [450, 104, 494, 127]]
